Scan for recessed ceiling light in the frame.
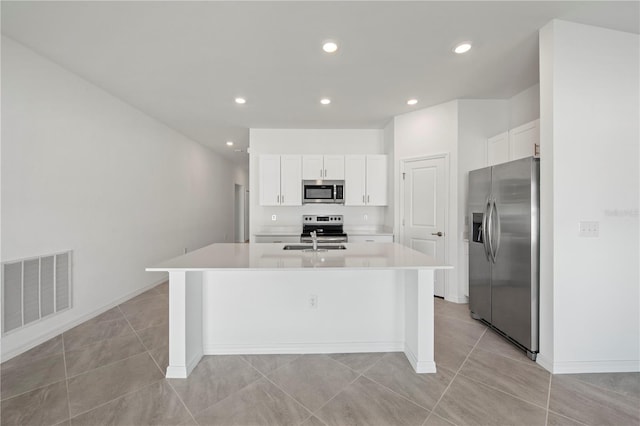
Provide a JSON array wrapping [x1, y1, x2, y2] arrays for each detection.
[[407, 99, 418, 106], [226, 141, 234, 146], [320, 98, 331, 105], [234, 97, 246, 104], [322, 41, 338, 53], [453, 42, 472, 54]]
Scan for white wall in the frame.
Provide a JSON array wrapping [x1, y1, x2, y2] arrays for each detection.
[[509, 83, 540, 129], [1, 37, 245, 359], [249, 129, 387, 237], [393, 100, 461, 302], [457, 100, 510, 297], [539, 21, 639, 373]]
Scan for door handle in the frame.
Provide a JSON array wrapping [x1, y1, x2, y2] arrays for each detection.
[[431, 232, 444, 237], [482, 197, 491, 261], [487, 197, 496, 263]]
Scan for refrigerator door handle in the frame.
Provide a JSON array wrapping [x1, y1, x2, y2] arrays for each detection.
[[492, 199, 501, 261], [486, 197, 496, 263], [482, 197, 492, 261]]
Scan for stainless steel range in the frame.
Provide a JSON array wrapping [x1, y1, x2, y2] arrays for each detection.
[[300, 215, 348, 243]]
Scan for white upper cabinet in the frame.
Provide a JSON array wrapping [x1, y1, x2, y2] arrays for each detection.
[[259, 155, 302, 206], [487, 119, 540, 166], [487, 131, 510, 166], [509, 119, 540, 161], [302, 155, 344, 180], [344, 155, 387, 206]]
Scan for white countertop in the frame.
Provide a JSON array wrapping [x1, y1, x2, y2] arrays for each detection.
[[147, 242, 450, 271]]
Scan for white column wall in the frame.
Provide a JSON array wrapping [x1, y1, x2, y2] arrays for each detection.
[[539, 20, 639, 373], [1, 37, 243, 360]]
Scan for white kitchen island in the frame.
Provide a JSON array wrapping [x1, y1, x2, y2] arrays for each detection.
[[147, 242, 450, 379]]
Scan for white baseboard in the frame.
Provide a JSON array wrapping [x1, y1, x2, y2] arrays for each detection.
[[1, 277, 167, 362], [536, 353, 640, 374], [444, 294, 469, 304], [203, 341, 404, 355], [403, 346, 437, 373], [550, 359, 640, 374]]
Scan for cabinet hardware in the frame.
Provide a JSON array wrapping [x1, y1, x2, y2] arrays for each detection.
[[282, 195, 284, 203], [320, 169, 323, 177], [367, 195, 370, 203], [362, 195, 365, 203], [324, 169, 327, 177], [277, 195, 280, 203]]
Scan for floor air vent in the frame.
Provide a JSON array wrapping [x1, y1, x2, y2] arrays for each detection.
[[2, 251, 72, 334]]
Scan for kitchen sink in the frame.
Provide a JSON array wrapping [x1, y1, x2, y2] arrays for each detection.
[[283, 244, 347, 251]]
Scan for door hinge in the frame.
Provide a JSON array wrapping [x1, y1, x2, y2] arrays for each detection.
[[402, 172, 406, 180]]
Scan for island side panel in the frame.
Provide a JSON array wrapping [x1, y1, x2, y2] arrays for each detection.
[[404, 268, 436, 373], [166, 271, 203, 378], [202, 270, 405, 354]]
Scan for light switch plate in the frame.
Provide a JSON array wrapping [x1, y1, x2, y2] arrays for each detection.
[[579, 221, 599, 238]]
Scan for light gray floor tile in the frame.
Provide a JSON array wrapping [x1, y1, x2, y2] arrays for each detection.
[[435, 315, 486, 347], [148, 344, 169, 375], [119, 294, 168, 318], [154, 281, 169, 295], [119, 288, 163, 307], [459, 347, 550, 407], [1, 380, 69, 426], [242, 354, 301, 375], [547, 411, 586, 426], [136, 323, 169, 351], [434, 374, 546, 426], [423, 413, 456, 426], [474, 328, 531, 363], [434, 299, 475, 324], [1, 335, 63, 371], [566, 371, 640, 399], [267, 355, 359, 412], [316, 376, 429, 426], [195, 378, 310, 426], [123, 305, 168, 331], [65, 333, 146, 377], [67, 352, 163, 417], [434, 332, 475, 372], [549, 374, 640, 426], [1, 353, 66, 400], [69, 380, 194, 426], [364, 352, 455, 410], [328, 352, 385, 373], [168, 355, 262, 415], [63, 317, 133, 352], [301, 416, 327, 426]]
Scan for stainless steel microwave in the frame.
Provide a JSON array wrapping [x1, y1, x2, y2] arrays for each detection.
[[302, 180, 345, 204]]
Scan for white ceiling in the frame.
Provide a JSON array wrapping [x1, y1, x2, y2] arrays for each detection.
[[2, 1, 638, 166]]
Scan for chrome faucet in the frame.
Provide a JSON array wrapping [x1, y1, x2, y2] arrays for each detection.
[[310, 230, 318, 251]]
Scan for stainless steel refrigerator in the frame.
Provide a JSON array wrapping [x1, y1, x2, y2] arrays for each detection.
[[468, 156, 539, 360]]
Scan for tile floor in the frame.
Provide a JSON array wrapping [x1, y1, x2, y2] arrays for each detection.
[[1, 282, 639, 426]]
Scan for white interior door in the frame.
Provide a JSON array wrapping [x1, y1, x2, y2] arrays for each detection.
[[401, 156, 447, 297]]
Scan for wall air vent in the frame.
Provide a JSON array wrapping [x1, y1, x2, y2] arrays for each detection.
[[2, 251, 72, 334]]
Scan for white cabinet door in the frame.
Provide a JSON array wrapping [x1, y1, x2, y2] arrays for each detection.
[[259, 155, 282, 206], [345, 155, 366, 206], [323, 155, 345, 180], [280, 155, 302, 206], [366, 155, 387, 206], [302, 155, 323, 180], [509, 119, 539, 161], [487, 131, 510, 166]]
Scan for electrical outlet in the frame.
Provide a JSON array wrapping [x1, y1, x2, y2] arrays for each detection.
[[309, 294, 318, 309], [364, 214, 368, 221], [579, 221, 599, 238], [271, 214, 277, 221]]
